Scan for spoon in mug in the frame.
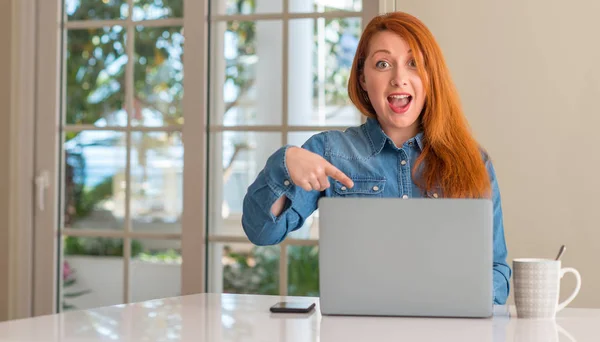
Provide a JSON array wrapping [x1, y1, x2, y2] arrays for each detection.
[[555, 245, 566, 261]]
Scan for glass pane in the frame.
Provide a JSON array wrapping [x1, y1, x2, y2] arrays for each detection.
[[289, 0, 361, 12], [65, 0, 128, 21], [287, 212, 319, 239], [288, 18, 362, 126], [62, 236, 124, 311], [64, 131, 126, 230], [211, 0, 282, 15], [288, 246, 319, 296], [208, 243, 279, 295], [131, 239, 182, 302], [133, 26, 184, 127], [131, 132, 183, 232], [208, 132, 282, 236], [66, 27, 127, 126], [210, 21, 282, 126], [133, 0, 183, 21], [288, 131, 320, 147]]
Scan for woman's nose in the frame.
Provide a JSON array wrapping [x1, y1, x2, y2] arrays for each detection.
[[390, 68, 408, 87], [390, 77, 407, 87]]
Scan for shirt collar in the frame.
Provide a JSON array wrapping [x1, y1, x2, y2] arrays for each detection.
[[363, 117, 424, 154]]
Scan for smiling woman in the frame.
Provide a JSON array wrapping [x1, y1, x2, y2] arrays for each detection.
[[357, 31, 426, 146], [347, 12, 490, 199], [242, 11, 512, 305]]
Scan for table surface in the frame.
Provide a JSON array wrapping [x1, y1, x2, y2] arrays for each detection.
[[0, 293, 599, 341]]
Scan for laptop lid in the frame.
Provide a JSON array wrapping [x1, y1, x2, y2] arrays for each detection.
[[318, 197, 493, 318]]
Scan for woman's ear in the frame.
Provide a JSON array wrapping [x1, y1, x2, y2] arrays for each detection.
[[360, 73, 367, 91]]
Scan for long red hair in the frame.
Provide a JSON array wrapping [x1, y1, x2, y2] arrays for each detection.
[[348, 12, 490, 198]]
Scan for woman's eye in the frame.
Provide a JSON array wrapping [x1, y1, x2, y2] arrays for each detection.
[[375, 61, 390, 69], [408, 59, 417, 68]]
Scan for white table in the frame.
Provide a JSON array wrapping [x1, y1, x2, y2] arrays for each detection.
[[0, 293, 598, 341]]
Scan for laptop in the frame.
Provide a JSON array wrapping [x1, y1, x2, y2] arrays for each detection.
[[318, 197, 494, 318]]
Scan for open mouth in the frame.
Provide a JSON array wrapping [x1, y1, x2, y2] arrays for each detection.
[[387, 94, 412, 113]]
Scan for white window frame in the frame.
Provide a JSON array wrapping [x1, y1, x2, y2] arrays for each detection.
[[9, 0, 393, 318]]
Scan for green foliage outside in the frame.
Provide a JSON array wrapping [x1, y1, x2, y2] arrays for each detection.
[[63, 236, 144, 257], [222, 245, 320, 297]]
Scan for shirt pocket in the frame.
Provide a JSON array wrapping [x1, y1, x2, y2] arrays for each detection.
[[332, 178, 386, 197]]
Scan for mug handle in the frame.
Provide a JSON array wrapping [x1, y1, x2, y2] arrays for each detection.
[[556, 267, 582, 312]]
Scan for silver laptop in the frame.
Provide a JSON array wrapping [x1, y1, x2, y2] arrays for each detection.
[[318, 197, 494, 318]]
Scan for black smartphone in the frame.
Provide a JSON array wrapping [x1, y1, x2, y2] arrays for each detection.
[[269, 301, 316, 313]]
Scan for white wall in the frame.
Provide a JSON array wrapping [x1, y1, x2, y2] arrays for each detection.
[[394, 0, 600, 307]]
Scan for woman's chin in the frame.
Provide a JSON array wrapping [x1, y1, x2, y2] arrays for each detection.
[[383, 113, 419, 130]]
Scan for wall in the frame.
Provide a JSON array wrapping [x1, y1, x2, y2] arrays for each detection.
[[394, 0, 600, 307], [0, 0, 11, 321]]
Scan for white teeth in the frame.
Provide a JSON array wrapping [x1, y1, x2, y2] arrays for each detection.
[[388, 94, 410, 99]]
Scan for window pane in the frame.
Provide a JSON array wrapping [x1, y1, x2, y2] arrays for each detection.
[[66, 27, 127, 126], [64, 131, 126, 230], [211, 0, 282, 15], [289, 0, 361, 13], [65, 0, 128, 21], [131, 132, 183, 232], [288, 246, 319, 296], [210, 21, 282, 126], [133, 26, 184, 127], [133, 0, 183, 21], [208, 243, 279, 295], [131, 239, 181, 302], [288, 131, 320, 147], [208, 132, 282, 236], [62, 236, 124, 311], [289, 17, 362, 126]]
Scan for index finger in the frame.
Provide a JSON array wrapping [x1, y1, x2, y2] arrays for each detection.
[[325, 163, 354, 188]]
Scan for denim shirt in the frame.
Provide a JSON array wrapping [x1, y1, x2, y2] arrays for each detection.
[[242, 117, 512, 304]]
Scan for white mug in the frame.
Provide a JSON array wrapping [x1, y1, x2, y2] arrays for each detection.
[[513, 258, 581, 319]]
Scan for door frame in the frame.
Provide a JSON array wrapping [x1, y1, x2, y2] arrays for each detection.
[[7, 0, 37, 320]]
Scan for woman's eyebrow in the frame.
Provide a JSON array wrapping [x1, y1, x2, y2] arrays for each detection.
[[370, 49, 391, 58], [370, 49, 413, 58]]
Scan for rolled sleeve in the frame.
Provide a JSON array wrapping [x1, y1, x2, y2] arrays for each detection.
[[264, 145, 296, 202]]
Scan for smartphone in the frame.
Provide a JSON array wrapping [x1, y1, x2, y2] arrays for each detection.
[[269, 301, 316, 313]]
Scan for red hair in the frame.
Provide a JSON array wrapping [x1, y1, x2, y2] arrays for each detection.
[[348, 12, 490, 198]]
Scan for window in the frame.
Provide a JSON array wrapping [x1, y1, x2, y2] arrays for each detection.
[[57, 0, 190, 311], [206, 0, 375, 296]]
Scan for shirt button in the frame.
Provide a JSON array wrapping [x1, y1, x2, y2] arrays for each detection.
[[372, 186, 379, 191], [400, 160, 407, 166], [283, 180, 290, 186], [340, 186, 347, 191], [402, 195, 408, 199], [408, 141, 414, 146]]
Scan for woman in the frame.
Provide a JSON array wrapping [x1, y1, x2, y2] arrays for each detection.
[[241, 11, 511, 304]]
